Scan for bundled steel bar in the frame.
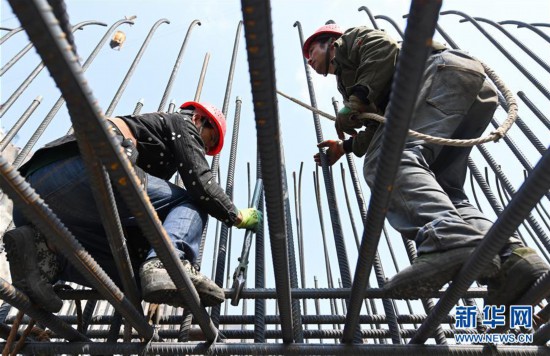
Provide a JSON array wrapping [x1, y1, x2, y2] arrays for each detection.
[[500, 20, 550, 44], [10, 342, 550, 355], [0, 20, 106, 118], [0, 277, 88, 341], [343, 0, 443, 343], [0, 95, 41, 152], [470, 17, 550, 73], [104, 18, 170, 116], [46, 0, 78, 57], [157, 19, 201, 112], [358, 6, 380, 29], [411, 144, 550, 344], [7, 0, 218, 341], [240, 0, 297, 342], [441, 11, 550, 100]]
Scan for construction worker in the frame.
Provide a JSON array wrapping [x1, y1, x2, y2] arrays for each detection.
[[305, 24, 549, 306], [5, 102, 262, 312]]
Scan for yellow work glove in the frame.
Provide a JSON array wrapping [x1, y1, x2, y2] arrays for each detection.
[[235, 208, 263, 232]]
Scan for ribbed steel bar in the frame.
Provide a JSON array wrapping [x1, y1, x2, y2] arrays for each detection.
[[208, 23, 243, 321], [0, 95, 41, 152], [1, 41, 35, 75], [56, 285, 488, 300], [11, 18, 130, 168], [500, 20, 550, 44], [211, 96, 243, 327], [241, 0, 294, 342], [343, 0, 442, 343], [517, 91, 550, 130], [132, 98, 144, 115], [209, 20, 242, 182], [156, 19, 201, 112], [175, 52, 209, 188], [294, 20, 353, 293], [8, 0, 218, 341], [471, 17, 550, 73], [358, 6, 380, 29], [0, 20, 106, 118], [442, 11, 550, 101], [477, 145, 550, 253], [493, 93, 547, 156], [374, 15, 405, 38], [0, 278, 88, 341], [516, 271, 550, 308], [11, 342, 550, 355], [254, 153, 266, 343], [293, 163, 309, 326], [331, 96, 402, 344], [0, 26, 23, 45], [104, 18, 170, 116], [46, 0, 78, 57], [6, 312, 458, 328], [411, 143, 550, 344], [533, 322, 550, 346]]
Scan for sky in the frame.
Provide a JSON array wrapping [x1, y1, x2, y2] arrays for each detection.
[[1, 0, 549, 330]]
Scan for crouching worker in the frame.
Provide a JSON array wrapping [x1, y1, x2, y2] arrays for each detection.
[[5, 101, 262, 312]]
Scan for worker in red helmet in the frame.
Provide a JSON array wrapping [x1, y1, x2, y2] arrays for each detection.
[[306, 23, 547, 307], [6, 102, 262, 311]]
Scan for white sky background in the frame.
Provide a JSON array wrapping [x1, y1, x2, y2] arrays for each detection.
[[1, 0, 549, 334]]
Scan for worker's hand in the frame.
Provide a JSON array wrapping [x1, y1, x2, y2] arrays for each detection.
[[235, 208, 263, 232], [336, 96, 368, 139], [314, 139, 345, 166]]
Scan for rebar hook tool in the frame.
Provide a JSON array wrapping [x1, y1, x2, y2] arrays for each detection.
[[231, 178, 263, 306]]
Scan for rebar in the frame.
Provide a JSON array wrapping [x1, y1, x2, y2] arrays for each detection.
[[500, 20, 550, 44], [343, 0, 442, 343], [157, 19, 201, 112], [0, 96, 41, 152]]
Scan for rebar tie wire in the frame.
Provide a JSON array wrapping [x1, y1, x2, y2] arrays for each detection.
[[277, 56, 518, 148]]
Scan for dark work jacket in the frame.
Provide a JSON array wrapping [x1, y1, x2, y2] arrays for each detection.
[[19, 111, 239, 226]]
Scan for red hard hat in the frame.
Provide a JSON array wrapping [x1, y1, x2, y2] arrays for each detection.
[[302, 23, 343, 59], [180, 101, 226, 156]]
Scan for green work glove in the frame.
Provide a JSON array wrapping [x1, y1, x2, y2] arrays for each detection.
[[336, 105, 362, 138], [236, 208, 263, 232]]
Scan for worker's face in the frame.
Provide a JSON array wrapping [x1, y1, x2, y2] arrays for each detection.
[[193, 110, 219, 154], [307, 41, 333, 75]]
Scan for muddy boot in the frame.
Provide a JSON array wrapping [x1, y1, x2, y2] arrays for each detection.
[[485, 247, 549, 307], [4, 225, 62, 313], [384, 246, 501, 299], [140, 258, 224, 307]]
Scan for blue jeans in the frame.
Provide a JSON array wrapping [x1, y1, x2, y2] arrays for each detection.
[[13, 155, 206, 287], [363, 49, 522, 255]]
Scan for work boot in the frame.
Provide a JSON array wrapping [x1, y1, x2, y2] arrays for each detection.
[[485, 247, 549, 307], [140, 258, 224, 307], [4, 225, 62, 313], [384, 246, 501, 299]]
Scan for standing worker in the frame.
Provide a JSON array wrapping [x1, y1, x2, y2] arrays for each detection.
[[304, 23, 548, 306], [4, 101, 262, 312]]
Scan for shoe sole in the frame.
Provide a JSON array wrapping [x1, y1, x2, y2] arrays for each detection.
[[4, 226, 62, 313], [385, 247, 501, 299], [141, 266, 224, 307]]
